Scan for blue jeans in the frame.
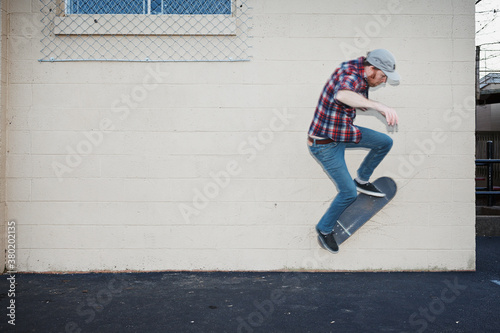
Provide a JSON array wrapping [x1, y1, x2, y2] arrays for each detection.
[[308, 126, 393, 234]]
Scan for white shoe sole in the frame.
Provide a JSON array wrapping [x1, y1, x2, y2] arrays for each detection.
[[356, 187, 386, 198]]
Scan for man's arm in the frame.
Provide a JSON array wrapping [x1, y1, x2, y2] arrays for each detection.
[[336, 90, 398, 126]]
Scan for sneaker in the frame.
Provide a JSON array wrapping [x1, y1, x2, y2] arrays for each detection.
[[354, 179, 386, 197], [316, 228, 339, 254]]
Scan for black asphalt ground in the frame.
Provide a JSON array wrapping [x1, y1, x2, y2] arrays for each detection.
[[1, 237, 499, 333]]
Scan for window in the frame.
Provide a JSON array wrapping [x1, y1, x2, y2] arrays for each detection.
[[67, 0, 232, 15]]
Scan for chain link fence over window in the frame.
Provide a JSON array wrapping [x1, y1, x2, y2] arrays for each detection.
[[39, 0, 251, 62]]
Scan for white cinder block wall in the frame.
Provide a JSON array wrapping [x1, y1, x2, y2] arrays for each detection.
[[5, 0, 475, 272], [0, 1, 7, 271]]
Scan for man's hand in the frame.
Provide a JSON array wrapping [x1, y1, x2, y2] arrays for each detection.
[[375, 103, 398, 126]]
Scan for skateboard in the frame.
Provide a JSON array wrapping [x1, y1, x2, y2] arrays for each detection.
[[318, 177, 397, 247]]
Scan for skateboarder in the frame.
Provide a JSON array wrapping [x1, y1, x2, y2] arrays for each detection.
[[307, 49, 400, 254]]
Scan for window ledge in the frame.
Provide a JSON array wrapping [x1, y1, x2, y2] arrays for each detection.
[[54, 14, 236, 36]]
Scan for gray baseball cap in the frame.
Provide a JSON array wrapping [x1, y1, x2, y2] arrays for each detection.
[[366, 49, 400, 85]]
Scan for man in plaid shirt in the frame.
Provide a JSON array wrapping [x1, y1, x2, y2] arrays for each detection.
[[307, 49, 400, 254]]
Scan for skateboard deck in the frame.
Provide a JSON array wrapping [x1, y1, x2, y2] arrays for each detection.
[[324, 177, 397, 247]]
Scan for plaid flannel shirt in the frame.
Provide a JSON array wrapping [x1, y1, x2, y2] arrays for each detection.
[[308, 57, 368, 143]]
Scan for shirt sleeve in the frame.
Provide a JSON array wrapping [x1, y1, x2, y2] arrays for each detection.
[[333, 72, 363, 103], [337, 72, 363, 92]]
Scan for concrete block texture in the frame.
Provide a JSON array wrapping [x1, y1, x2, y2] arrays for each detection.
[[4, 0, 475, 272], [0, 0, 7, 271]]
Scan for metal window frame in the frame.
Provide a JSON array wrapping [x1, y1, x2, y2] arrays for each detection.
[[65, 0, 232, 15]]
